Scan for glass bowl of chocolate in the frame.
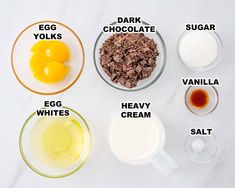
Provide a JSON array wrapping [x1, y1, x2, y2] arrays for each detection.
[[93, 21, 166, 91]]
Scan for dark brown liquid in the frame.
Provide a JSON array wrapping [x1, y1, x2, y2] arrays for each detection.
[[190, 89, 209, 108]]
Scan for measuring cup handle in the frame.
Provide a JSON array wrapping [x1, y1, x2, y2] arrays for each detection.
[[150, 150, 177, 176]]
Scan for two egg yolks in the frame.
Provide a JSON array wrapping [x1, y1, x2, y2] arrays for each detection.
[[30, 40, 70, 84]]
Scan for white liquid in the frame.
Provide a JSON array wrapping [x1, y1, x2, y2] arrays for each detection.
[[109, 117, 164, 165], [178, 31, 219, 69]]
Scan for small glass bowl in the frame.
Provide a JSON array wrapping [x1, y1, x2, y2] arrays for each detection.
[[185, 86, 219, 116], [93, 21, 167, 91], [12, 21, 85, 95], [19, 107, 92, 178], [185, 134, 218, 163], [177, 31, 223, 71]]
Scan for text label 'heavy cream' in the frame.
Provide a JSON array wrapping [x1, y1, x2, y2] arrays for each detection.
[[121, 102, 151, 118]]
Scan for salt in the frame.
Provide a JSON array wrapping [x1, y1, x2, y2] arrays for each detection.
[[191, 138, 205, 153], [178, 31, 220, 70]]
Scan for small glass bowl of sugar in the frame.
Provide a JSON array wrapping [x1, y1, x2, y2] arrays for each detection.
[[178, 31, 222, 71]]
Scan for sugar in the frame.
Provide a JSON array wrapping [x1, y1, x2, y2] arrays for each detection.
[[178, 31, 219, 69]]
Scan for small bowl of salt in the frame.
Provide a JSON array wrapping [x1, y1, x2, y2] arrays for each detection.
[[184, 134, 218, 163]]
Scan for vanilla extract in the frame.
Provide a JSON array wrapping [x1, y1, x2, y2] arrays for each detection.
[[182, 78, 219, 86]]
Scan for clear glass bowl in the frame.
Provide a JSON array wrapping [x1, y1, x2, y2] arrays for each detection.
[[19, 107, 91, 178], [12, 21, 85, 95], [93, 21, 167, 91], [185, 134, 218, 163], [177, 31, 223, 71], [185, 86, 219, 116]]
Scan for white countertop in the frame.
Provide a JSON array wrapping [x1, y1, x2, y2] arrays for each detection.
[[0, 0, 235, 187]]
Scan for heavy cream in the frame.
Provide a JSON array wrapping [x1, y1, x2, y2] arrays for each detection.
[[109, 116, 164, 165]]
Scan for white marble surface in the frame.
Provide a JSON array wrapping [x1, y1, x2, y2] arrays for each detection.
[[0, 0, 235, 187]]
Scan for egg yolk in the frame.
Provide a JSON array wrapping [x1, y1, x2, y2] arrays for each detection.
[[46, 41, 70, 62], [31, 40, 51, 53], [30, 53, 48, 75], [44, 61, 69, 83], [30, 40, 70, 84]]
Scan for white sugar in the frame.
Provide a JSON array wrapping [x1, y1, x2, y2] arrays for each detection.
[[178, 31, 219, 70]]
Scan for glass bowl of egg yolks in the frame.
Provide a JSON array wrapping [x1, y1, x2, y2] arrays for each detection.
[[30, 40, 70, 84], [19, 107, 92, 178], [12, 21, 84, 95]]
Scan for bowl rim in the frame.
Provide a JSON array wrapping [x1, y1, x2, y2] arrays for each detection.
[[11, 20, 85, 95], [19, 106, 92, 178], [93, 21, 167, 92]]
